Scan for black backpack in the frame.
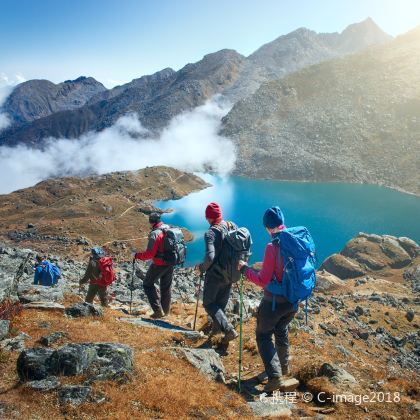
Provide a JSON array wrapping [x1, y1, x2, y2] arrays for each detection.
[[213, 222, 252, 282], [160, 227, 187, 266]]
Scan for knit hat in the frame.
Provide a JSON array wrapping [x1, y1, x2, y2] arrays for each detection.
[[149, 212, 161, 224], [263, 206, 285, 229], [205, 202, 222, 222]]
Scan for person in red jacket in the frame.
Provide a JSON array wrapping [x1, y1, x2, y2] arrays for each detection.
[[238, 206, 298, 393], [134, 213, 174, 318], [79, 247, 111, 307]]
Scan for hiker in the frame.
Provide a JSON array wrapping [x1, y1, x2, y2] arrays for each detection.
[[34, 255, 61, 286], [79, 247, 115, 307], [196, 202, 239, 345], [133, 213, 175, 318], [238, 206, 296, 392]]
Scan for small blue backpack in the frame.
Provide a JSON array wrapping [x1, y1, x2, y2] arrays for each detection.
[[266, 226, 316, 321], [34, 261, 61, 286]]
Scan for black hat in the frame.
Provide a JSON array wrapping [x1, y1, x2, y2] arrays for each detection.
[[149, 212, 161, 224]]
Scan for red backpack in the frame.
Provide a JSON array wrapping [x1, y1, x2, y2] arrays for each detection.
[[97, 257, 115, 286]]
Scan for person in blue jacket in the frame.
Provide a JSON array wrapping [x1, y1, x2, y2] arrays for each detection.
[[34, 255, 61, 286]]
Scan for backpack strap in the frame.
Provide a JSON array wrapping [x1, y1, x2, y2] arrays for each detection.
[[206, 222, 230, 271]]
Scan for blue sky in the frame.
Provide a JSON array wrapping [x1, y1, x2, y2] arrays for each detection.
[[1, 0, 419, 87]]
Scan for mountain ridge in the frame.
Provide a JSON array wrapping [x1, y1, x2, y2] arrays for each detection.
[[0, 18, 392, 147], [222, 26, 420, 195]]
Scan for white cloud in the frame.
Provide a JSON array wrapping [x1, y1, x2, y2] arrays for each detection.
[[0, 73, 26, 131], [0, 96, 236, 194]]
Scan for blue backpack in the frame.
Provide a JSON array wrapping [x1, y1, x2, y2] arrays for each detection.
[[266, 226, 316, 321], [34, 261, 61, 286]]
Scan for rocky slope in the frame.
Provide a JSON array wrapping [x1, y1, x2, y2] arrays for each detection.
[[222, 26, 420, 195], [0, 19, 391, 147], [2, 76, 106, 126], [0, 232, 418, 418], [0, 166, 208, 259]]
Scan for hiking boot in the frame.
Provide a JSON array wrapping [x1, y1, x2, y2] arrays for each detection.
[[281, 364, 290, 376], [150, 309, 165, 319], [221, 328, 238, 345], [263, 377, 285, 393]]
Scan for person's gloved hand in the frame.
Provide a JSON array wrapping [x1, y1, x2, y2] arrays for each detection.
[[237, 260, 248, 274]]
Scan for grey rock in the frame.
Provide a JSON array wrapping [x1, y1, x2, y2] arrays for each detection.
[[320, 254, 365, 279], [23, 301, 65, 311], [17, 342, 134, 382], [58, 385, 92, 406], [175, 348, 225, 382], [319, 363, 357, 385], [65, 302, 103, 317], [397, 237, 419, 258], [406, 310, 415, 322], [38, 331, 68, 347], [51, 343, 97, 376], [319, 323, 339, 336], [1, 332, 31, 352], [315, 270, 345, 292], [120, 317, 204, 341], [0, 320, 10, 340], [357, 330, 370, 340], [17, 348, 55, 381], [26, 376, 61, 392], [247, 400, 292, 417], [86, 343, 134, 383], [18, 285, 64, 303], [355, 306, 365, 316], [380, 237, 412, 268]]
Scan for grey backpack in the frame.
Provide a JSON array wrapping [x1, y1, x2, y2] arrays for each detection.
[[214, 222, 252, 282]]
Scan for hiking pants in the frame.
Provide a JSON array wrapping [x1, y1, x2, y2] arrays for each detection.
[[85, 283, 108, 306], [256, 297, 297, 378], [143, 264, 174, 314], [202, 275, 233, 333]]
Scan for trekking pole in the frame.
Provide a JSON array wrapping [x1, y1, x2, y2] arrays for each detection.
[[130, 260, 135, 315], [238, 274, 244, 393], [193, 273, 203, 331], [235, 282, 249, 319]]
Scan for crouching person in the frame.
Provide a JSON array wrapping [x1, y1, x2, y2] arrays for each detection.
[[79, 247, 115, 307], [238, 206, 297, 393]]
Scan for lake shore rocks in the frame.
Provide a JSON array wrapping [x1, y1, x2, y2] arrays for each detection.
[[320, 233, 418, 280]]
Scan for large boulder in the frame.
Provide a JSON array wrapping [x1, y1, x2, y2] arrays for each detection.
[[0, 247, 34, 303], [380, 236, 412, 268], [175, 348, 226, 382], [397, 237, 419, 258], [315, 270, 346, 292], [18, 285, 64, 304], [17, 348, 55, 381], [320, 254, 365, 279], [50, 344, 97, 376], [17, 343, 134, 382]]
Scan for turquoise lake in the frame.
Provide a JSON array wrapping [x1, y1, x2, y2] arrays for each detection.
[[156, 175, 420, 267]]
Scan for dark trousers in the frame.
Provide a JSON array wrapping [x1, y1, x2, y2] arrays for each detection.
[[202, 275, 233, 333], [256, 297, 297, 378], [143, 264, 174, 314], [85, 283, 108, 306]]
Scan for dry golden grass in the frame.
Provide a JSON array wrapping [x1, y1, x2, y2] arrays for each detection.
[[0, 301, 253, 420]]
